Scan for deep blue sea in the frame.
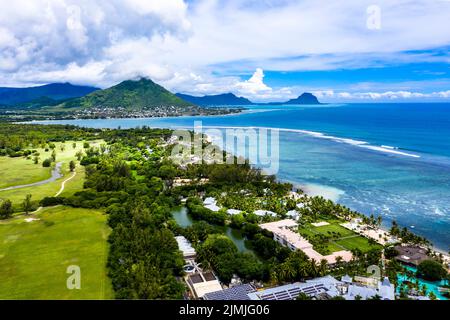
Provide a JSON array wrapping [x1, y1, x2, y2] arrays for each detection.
[[32, 103, 450, 250]]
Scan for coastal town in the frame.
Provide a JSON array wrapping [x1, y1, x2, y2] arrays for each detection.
[[0, 105, 242, 122]]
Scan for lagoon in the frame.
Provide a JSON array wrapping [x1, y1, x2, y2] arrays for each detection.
[[171, 207, 253, 254]]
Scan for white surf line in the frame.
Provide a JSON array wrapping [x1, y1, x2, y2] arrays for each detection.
[[55, 171, 77, 197], [197, 125, 421, 159]]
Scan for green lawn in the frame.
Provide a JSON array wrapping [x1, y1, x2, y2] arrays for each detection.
[[0, 156, 51, 189], [299, 221, 381, 254], [0, 206, 113, 299], [0, 140, 103, 210], [314, 223, 355, 237], [335, 236, 381, 253], [0, 163, 82, 210]]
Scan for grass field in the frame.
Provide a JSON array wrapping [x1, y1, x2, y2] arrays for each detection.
[[335, 236, 381, 253], [299, 221, 381, 254], [0, 206, 113, 299], [313, 224, 355, 237], [0, 156, 51, 189], [0, 140, 102, 210]]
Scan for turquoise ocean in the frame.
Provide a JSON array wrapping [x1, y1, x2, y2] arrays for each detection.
[[33, 103, 450, 250]]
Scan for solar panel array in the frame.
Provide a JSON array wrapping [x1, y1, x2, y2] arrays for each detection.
[[258, 284, 327, 300], [203, 284, 256, 300]]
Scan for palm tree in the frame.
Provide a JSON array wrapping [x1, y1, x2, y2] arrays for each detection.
[[335, 256, 343, 268], [377, 215, 382, 227], [319, 259, 328, 276]]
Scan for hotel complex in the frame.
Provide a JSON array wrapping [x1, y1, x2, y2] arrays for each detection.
[[259, 219, 353, 265]]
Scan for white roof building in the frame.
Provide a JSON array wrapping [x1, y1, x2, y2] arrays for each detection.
[[343, 275, 395, 300], [201, 274, 396, 300], [286, 210, 300, 220], [247, 276, 343, 300], [259, 219, 353, 265], [227, 209, 242, 215], [175, 236, 196, 261], [203, 197, 221, 212], [254, 209, 277, 217]]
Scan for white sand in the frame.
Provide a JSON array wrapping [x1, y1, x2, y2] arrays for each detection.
[[312, 221, 330, 227]]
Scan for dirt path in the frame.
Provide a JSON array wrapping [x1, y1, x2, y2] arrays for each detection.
[[55, 171, 77, 197], [30, 170, 77, 214]]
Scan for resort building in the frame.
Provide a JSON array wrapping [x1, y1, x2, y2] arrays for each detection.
[[202, 275, 396, 300], [227, 209, 242, 215], [175, 236, 196, 261], [259, 219, 353, 265], [286, 209, 300, 220], [203, 284, 256, 300], [203, 197, 221, 212], [254, 209, 277, 217], [173, 178, 209, 187], [185, 266, 223, 299], [175, 235, 223, 299], [394, 245, 431, 266], [342, 275, 395, 300]]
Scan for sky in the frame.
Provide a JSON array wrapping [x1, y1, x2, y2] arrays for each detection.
[[1, 0, 450, 102]]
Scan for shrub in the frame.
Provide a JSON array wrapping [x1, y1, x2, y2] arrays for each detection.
[[417, 260, 447, 281], [42, 158, 52, 167]]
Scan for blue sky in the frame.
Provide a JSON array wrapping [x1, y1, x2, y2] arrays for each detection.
[[0, 0, 450, 102]]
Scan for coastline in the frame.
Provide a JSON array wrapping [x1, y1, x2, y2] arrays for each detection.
[[17, 118, 450, 254], [201, 130, 450, 257]]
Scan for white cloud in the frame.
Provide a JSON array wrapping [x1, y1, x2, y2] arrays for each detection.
[[312, 90, 450, 101], [0, 0, 450, 101], [235, 68, 272, 95]]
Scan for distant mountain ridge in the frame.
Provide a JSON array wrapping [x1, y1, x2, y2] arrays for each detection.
[[176, 92, 253, 106], [176, 92, 321, 106], [0, 83, 99, 106], [59, 78, 192, 109], [285, 92, 321, 105]]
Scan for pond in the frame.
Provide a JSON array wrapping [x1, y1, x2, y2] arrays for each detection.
[[396, 265, 449, 300], [171, 207, 255, 254]]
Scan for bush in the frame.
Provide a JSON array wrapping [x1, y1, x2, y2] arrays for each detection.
[[40, 197, 65, 207], [417, 260, 447, 281], [384, 246, 399, 259], [42, 158, 52, 167]]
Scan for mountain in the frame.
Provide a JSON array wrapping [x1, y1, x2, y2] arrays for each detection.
[[60, 78, 192, 109], [0, 83, 99, 105], [9, 96, 69, 109], [176, 93, 253, 106], [285, 92, 320, 105]]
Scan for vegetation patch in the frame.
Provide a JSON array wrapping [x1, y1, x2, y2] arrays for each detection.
[[0, 206, 113, 299]]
